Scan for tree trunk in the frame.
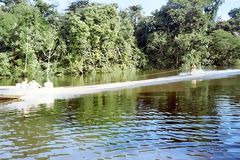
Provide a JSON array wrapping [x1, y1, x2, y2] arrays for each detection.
[[47, 53, 51, 81]]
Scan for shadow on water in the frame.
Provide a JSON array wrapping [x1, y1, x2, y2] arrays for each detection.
[[0, 71, 240, 159]]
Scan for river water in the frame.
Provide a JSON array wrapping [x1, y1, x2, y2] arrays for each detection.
[[0, 70, 240, 160]]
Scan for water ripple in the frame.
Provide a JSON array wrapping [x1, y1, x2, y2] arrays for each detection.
[[1, 77, 240, 159]]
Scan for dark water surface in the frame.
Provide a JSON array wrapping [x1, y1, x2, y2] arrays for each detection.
[[0, 72, 240, 160]]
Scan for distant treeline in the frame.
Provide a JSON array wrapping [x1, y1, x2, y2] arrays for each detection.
[[0, 0, 239, 79]]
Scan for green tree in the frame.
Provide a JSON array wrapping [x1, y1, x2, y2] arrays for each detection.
[[229, 7, 240, 19], [67, 0, 89, 13], [63, 3, 145, 75], [228, 8, 240, 35], [125, 5, 143, 27], [0, 11, 17, 51], [145, 0, 211, 69], [215, 7, 240, 37], [0, 52, 11, 77], [146, 31, 170, 68], [0, 0, 237, 79], [175, 32, 211, 69], [0, 0, 26, 6], [209, 29, 240, 66], [9, 2, 44, 77], [205, 0, 225, 21], [37, 27, 58, 80], [34, 0, 56, 18]]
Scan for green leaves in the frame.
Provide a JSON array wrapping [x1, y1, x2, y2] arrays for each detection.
[[0, 0, 238, 78], [229, 8, 240, 19], [143, 0, 212, 69], [209, 29, 240, 66], [0, 52, 11, 77], [0, 1, 64, 78], [62, 3, 145, 75], [0, 11, 17, 47]]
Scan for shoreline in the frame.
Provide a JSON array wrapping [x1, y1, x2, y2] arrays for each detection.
[[1, 69, 240, 108]]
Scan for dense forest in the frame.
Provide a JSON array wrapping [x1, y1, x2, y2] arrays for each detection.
[[0, 0, 239, 79]]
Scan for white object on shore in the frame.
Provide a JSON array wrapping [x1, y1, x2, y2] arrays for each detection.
[[15, 81, 29, 89], [15, 80, 41, 90], [29, 80, 42, 89], [15, 83, 22, 89], [44, 81, 54, 88]]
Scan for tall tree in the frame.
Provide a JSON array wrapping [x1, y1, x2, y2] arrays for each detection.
[[216, 7, 240, 36], [63, 3, 145, 74], [209, 29, 240, 66], [0, 0, 25, 6], [229, 7, 240, 19], [145, 0, 211, 69], [67, 0, 89, 13], [125, 5, 143, 27], [34, 0, 56, 18], [205, 0, 225, 21]]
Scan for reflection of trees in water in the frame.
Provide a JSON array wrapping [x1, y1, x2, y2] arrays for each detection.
[[207, 77, 240, 110], [55, 89, 138, 126], [0, 104, 59, 159], [138, 80, 239, 116], [0, 89, 139, 159], [135, 76, 240, 149], [53, 70, 139, 86], [207, 78, 240, 159], [0, 76, 239, 159], [136, 76, 240, 116], [137, 81, 216, 116], [135, 82, 219, 146]]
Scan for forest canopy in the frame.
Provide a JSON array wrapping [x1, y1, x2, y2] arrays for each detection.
[[0, 0, 239, 79]]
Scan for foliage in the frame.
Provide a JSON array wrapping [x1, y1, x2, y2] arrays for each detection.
[[204, 0, 225, 21], [216, 7, 240, 36], [62, 3, 145, 75], [0, 11, 17, 50], [229, 7, 240, 19], [143, 0, 211, 69], [146, 31, 170, 68], [124, 5, 143, 27], [209, 29, 240, 66], [0, 0, 239, 79], [175, 32, 211, 69], [0, 52, 11, 77], [67, 0, 89, 13], [0, 1, 65, 79]]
